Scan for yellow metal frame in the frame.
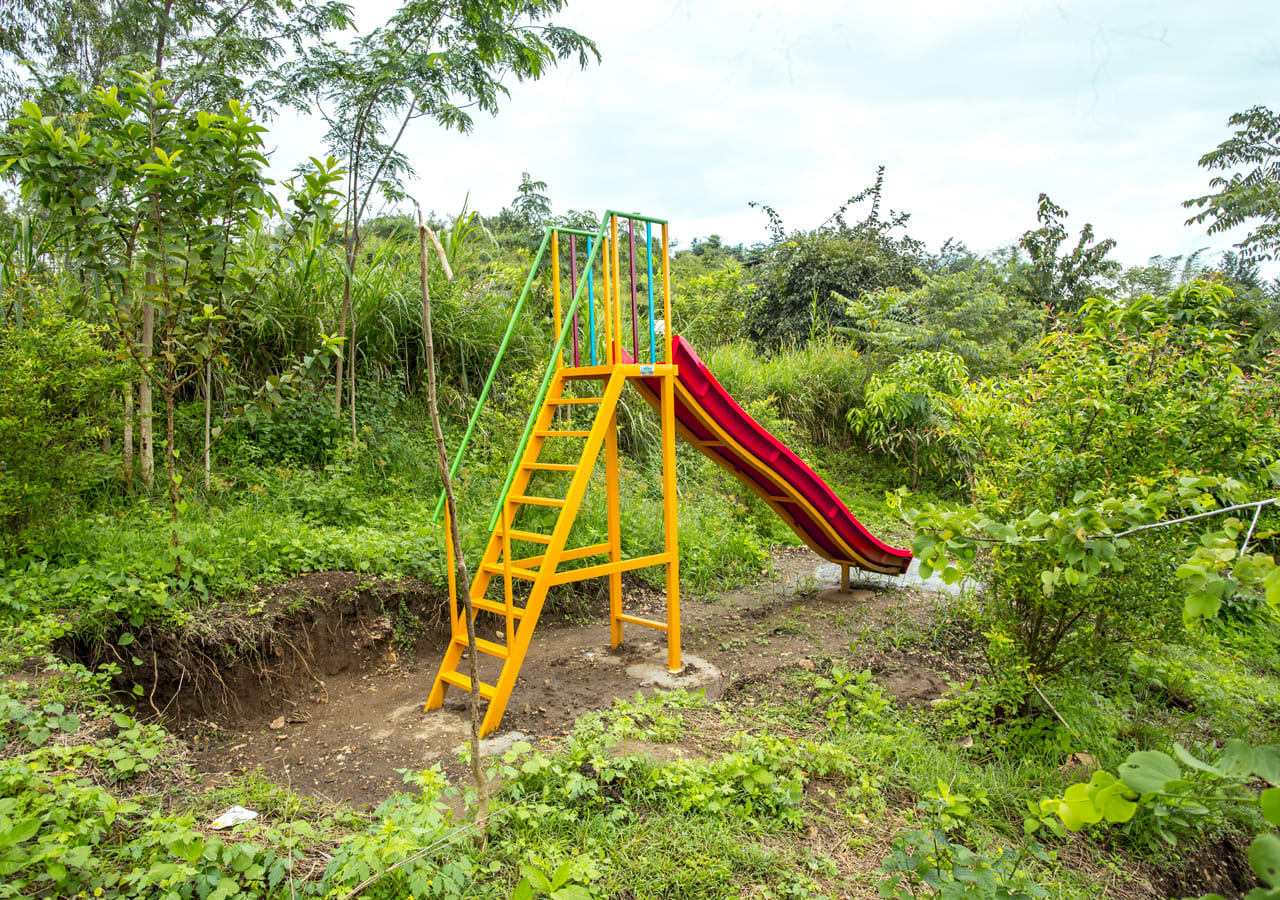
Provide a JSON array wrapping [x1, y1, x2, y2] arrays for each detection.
[[427, 221, 682, 736]]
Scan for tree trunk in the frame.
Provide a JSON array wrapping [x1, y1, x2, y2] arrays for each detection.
[[123, 385, 134, 491], [139, 302, 155, 489], [346, 216, 361, 448], [204, 358, 212, 491], [334, 195, 356, 416], [418, 214, 487, 833], [349, 333, 357, 446], [334, 274, 350, 415], [166, 384, 180, 578]]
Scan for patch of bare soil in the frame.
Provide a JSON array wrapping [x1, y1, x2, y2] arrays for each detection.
[[179, 548, 954, 807], [1154, 835, 1259, 899]]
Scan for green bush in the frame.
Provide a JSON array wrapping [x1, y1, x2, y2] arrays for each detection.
[[846, 265, 1043, 375], [0, 315, 126, 530], [906, 282, 1280, 681], [746, 175, 926, 349]]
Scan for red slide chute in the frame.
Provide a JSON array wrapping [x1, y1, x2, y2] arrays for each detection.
[[628, 336, 912, 576]]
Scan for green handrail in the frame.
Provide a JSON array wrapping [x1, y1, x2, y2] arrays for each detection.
[[432, 210, 659, 533], [431, 219, 608, 523], [485, 222, 607, 532], [431, 228, 553, 522]]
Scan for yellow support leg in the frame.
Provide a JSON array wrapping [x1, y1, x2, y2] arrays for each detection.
[[606, 404, 623, 648], [841, 564, 850, 593], [661, 369, 681, 673]]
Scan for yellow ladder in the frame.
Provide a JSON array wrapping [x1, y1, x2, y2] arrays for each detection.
[[426, 364, 679, 736]]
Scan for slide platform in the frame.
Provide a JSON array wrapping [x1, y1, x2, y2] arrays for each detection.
[[628, 336, 912, 576]]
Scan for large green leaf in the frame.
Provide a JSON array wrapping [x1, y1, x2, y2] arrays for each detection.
[[1118, 751, 1180, 794], [1218, 740, 1257, 779], [1249, 834, 1280, 888], [1254, 746, 1280, 786], [1261, 789, 1280, 828]]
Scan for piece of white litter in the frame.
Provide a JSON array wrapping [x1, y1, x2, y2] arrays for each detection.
[[210, 806, 259, 829]]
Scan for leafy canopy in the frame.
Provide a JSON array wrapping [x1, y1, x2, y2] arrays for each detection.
[[1185, 105, 1280, 263]]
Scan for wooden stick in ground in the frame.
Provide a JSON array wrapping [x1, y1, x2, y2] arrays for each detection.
[[417, 211, 489, 835]]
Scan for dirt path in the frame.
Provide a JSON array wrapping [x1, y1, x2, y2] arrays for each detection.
[[189, 548, 948, 808]]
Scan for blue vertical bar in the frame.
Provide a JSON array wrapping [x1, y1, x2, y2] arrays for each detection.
[[646, 222, 656, 364], [587, 237, 597, 366]]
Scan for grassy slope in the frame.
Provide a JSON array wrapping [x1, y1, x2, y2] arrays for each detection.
[[3, 380, 1279, 897]]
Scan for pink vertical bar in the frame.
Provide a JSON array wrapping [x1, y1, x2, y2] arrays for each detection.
[[569, 234, 580, 367], [628, 219, 639, 356]]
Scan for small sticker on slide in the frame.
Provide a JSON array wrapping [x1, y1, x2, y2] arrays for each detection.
[[640, 365, 654, 376]]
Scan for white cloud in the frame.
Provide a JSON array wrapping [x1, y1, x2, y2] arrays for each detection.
[[265, 0, 1279, 273]]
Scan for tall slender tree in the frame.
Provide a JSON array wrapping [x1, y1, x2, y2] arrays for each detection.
[[1185, 105, 1280, 263], [279, 0, 598, 437], [1, 0, 354, 486]]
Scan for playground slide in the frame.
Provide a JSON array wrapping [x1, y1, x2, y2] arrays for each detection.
[[628, 336, 912, 576]]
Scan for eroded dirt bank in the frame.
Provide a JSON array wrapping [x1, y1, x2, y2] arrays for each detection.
[[182, 548, 953, 806]]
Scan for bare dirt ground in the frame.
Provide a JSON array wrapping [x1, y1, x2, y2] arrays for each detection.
[[186, 547, 956, 808]]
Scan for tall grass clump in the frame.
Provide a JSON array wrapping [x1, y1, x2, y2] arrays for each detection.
[[705, 337, 871, 447]]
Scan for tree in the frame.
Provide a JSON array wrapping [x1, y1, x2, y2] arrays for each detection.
[[0, 0, 353, 114], [748, 168, 926, 348], [844, 266, 1042, 375], [2, 0, 352, 491], [903, 282, 1280, 680], [511, 171, 551, 225], [416, 211, 490, 833], [1016, 193, 1118, 316], [279, 0, 598, 435], [1184, 105, 1280, 263], [2, 73, 341, 568]]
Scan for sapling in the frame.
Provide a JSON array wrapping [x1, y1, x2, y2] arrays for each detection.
[[416, 210, 488, 835]]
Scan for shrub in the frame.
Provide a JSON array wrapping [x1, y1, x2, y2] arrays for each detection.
[[845, 265, 1043, 375], [905, 282, 1280, 681], [851, 351, 968, 490], [0, 315, 126, 530]]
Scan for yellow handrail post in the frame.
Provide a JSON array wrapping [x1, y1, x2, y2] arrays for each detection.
[[661, 223, 673, 364], [551, 229, 561, 368], [445, 503, 458, 633]]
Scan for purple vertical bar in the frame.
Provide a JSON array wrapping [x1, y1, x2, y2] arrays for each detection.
[[568, 234, 580, 367], [628, 219, 639, 356]]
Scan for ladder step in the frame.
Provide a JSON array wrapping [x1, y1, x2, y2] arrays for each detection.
[[535, 429, 592, 437], [508, 494, 565, 507], [471, 596, 526, 619], [547, 396, 604, 405], [453, 635, 509, 659], [616, 612, 669, 632], [499, 528, 553, 543], [439, 670, 497, 700], [524, 462, 578, 472], [481, 563, 539, 581]]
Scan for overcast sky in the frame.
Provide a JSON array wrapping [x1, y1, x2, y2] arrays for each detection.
[[268, 0, 1278, 271]]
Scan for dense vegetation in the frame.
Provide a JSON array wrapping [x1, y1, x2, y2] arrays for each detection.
[[2, 2, 1280, 898]]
